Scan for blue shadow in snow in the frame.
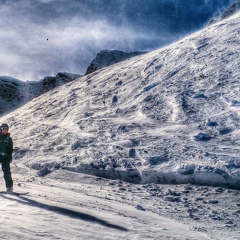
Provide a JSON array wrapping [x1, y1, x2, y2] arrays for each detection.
[[1, 194, 128, 232]]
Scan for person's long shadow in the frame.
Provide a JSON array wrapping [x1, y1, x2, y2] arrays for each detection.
[[1, 194, 128, 232]]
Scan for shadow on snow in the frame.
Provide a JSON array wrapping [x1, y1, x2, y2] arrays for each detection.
[[1, 194, 128, 232]]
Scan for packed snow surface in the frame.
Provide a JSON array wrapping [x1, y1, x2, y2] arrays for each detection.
[[0, 12, 240, 240]]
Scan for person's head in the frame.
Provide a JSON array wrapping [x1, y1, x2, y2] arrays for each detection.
[[0, 123, 9, 135]]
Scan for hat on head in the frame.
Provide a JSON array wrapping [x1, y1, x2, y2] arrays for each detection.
[[0, 123, 9, 130]]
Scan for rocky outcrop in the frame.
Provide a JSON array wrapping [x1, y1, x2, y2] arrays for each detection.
[[41, 72, 81, 92], [208, 0, 240, 25], [0, 77, 24, 115], [85, 50, 147, 75], [0, 72, 81, 116], [221, 0, 240, 19]]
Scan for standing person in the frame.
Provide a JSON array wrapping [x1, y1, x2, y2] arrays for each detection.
[[0, 123, 13, 193]]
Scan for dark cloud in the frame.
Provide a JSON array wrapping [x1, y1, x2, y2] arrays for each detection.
[[0, 0, 233, 80]]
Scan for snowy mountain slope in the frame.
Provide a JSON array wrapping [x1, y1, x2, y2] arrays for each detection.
[[1, 48, 145, 116], [1, 12, 240, 191], [1, 171, 219, 240], [0, 72, 81, 116], [85, 50, 147, 75]]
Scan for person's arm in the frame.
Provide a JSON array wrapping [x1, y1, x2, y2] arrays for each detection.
[[8, 137, 13, 162], [7, 137, 13, 155]]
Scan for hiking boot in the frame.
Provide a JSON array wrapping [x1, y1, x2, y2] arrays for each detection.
[[6, 187, 13, 194]]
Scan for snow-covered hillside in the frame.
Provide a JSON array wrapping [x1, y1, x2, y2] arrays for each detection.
[[1, 49, 145, 116], [3, 11, 240, 189], [0, 9, 239, 240]]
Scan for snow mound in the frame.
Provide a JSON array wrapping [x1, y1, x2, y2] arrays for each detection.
[[1, 13, 240, 189]]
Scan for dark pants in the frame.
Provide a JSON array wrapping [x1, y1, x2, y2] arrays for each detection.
[[1, 160, 13, 189]]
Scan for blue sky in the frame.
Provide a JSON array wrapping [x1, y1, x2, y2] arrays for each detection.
[[0, 0, 232, 81]]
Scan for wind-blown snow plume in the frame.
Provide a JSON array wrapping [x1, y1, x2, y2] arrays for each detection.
[[208, 0, 240, 24]]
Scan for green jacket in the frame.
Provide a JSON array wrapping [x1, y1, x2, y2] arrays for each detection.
[[0, 133, 13, 161]]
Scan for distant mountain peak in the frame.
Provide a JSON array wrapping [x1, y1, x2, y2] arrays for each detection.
[[42, 72, 81, 92], [85, 49, 147, 75], [0, 72, 81, 116]]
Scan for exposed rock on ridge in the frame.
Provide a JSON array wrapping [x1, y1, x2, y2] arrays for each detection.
[[85, 50, 147, 75], [208, 0, 240, 25], [0, 72, 81, 116]]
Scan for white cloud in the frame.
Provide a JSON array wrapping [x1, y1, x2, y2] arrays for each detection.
[[0, 9, 159, 80], [0, 0, 232, 81]]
